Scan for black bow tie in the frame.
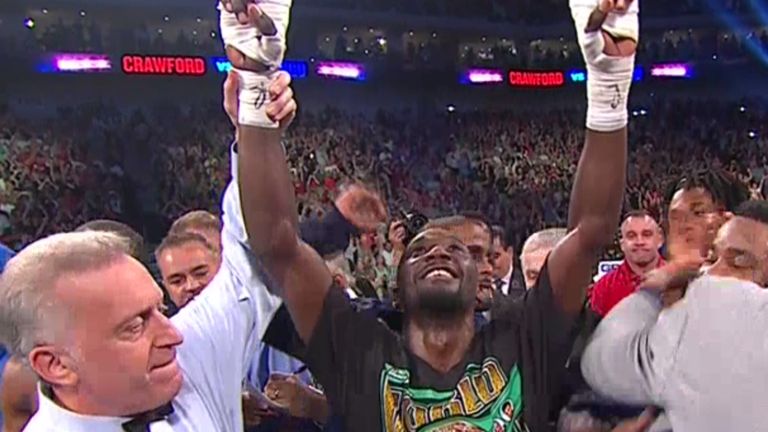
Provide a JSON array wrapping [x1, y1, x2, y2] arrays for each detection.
[[121, 403, 174, 432]]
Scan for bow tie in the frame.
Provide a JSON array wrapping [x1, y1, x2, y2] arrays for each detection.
[[121, 403, 174, 432]]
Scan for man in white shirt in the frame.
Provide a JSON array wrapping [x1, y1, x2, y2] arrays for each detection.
[[0, 72, 296, 431]]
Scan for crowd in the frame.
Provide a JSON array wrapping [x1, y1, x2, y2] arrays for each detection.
[[2, 97, 766, 296], [4, 12, 767, 71], [302, 0, 753, 24], [4, 1, 768, 430]]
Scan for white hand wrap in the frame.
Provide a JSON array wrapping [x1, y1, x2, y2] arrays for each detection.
[[218, 0, 292, 128], [570, 0, 639, 132]]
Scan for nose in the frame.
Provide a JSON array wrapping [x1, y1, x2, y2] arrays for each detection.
[[154, 311, 184, 348], [184, 278, 204, 294], [424, 244, 451, 262]]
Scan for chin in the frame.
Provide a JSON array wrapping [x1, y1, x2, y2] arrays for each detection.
[[149, 361, 183, 397], [418, 280, 461, 294]]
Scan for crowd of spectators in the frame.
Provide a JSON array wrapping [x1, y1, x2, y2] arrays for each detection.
[[2, 96, 766, 298], [299, 0, 753, 24], [4, 9, 767, 71]]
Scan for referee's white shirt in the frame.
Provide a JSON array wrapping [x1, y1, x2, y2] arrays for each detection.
[[24, 148, 283, 431]]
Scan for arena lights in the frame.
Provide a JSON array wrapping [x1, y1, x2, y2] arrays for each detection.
[[38, 53, 112, 73], [567, 67, 644, 83], [211, 57, 308, 79], [650, 63, 692, 78], [508, 70, 565, 87], [315, 62, 365, 81], [122, 55, 207, 76], [461, 69, 504, 85]]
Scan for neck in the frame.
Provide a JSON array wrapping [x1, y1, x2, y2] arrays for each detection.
[[406, 312, 475, 374], [50, 385, 130, 418], [627, 256, 659, 276]]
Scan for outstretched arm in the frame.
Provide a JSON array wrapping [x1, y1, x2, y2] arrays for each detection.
[[235, 82, 333, 344], [547, 0, 638, 317]]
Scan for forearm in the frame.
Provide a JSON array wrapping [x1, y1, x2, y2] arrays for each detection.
[[582, 290, 662, 405], [238, 126, 300, 259], [567, 128, 627, 250]]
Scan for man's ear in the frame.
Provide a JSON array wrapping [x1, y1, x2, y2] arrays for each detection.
[[29, 345, 78, 388]]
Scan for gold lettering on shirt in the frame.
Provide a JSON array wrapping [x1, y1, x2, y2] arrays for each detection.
[[381, 359, 509, 430]]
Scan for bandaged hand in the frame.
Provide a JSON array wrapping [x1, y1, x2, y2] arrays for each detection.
[[218, 0, 293, 128], [570, 0, 639, 132]]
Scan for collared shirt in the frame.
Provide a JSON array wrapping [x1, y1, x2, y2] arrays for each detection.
[[589, 258, 664, 317], [495, 266, 526, 299], [498, 266, 515, 296], [24, 147, 283, 432]]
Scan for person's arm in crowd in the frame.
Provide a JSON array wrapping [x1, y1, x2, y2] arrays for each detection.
[[236, 75, 334, 343], [545, 0, 636, 318], [297, 183, 385, 258], [166, 73, 298, 430], [221, 68, 378, 260], [581, 289, 672, 406], [264, 373, 330, 424]]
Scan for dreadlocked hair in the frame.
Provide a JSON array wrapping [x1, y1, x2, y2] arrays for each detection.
[[664, 169, 750, 212]]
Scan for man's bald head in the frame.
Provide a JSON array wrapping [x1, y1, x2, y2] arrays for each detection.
[[620, 210, 663, 269]]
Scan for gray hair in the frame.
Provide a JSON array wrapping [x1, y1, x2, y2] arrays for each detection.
[[0, 231, 131, 361], [521, 228, 568, 257]]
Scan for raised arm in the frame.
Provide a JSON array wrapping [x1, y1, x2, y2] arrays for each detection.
[[547, 0, 638, 316], [232, 84, 332, 346]]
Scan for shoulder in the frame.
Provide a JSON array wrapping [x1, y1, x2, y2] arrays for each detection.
[[684, 276, 768, 316]]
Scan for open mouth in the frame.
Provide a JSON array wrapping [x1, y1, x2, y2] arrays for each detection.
[[419, 264, 459, 281]]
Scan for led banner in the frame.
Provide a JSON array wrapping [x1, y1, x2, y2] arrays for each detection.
[[650, 63, 692, 78], [461, 69, 504, 85], [316, 62, 365, 81], [211, 57, 308, 79], [121, 55, 207, 76], [38, 53, 112, 73], [508, 70, 564, 87], [567, 67, 644, 83]]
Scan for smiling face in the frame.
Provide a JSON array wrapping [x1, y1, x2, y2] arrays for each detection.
[[398, 228, 478, 319], [620, 215, 663, 268], [157, 241, 220, 308]]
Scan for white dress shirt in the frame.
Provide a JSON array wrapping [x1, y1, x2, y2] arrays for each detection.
[[497, 265, 515, 296], [24, 147, 283, 432]]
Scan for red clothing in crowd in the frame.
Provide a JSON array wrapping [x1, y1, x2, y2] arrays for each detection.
[[590, 258, 665, 317]]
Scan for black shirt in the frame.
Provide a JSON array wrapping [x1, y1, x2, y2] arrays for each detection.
[[304, 262, 575, 432]]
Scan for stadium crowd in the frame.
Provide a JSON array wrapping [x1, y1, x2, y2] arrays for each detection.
[[4, 0, 768, 429], [2, 97, 766, 294], [4, 14, 767, 70]]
